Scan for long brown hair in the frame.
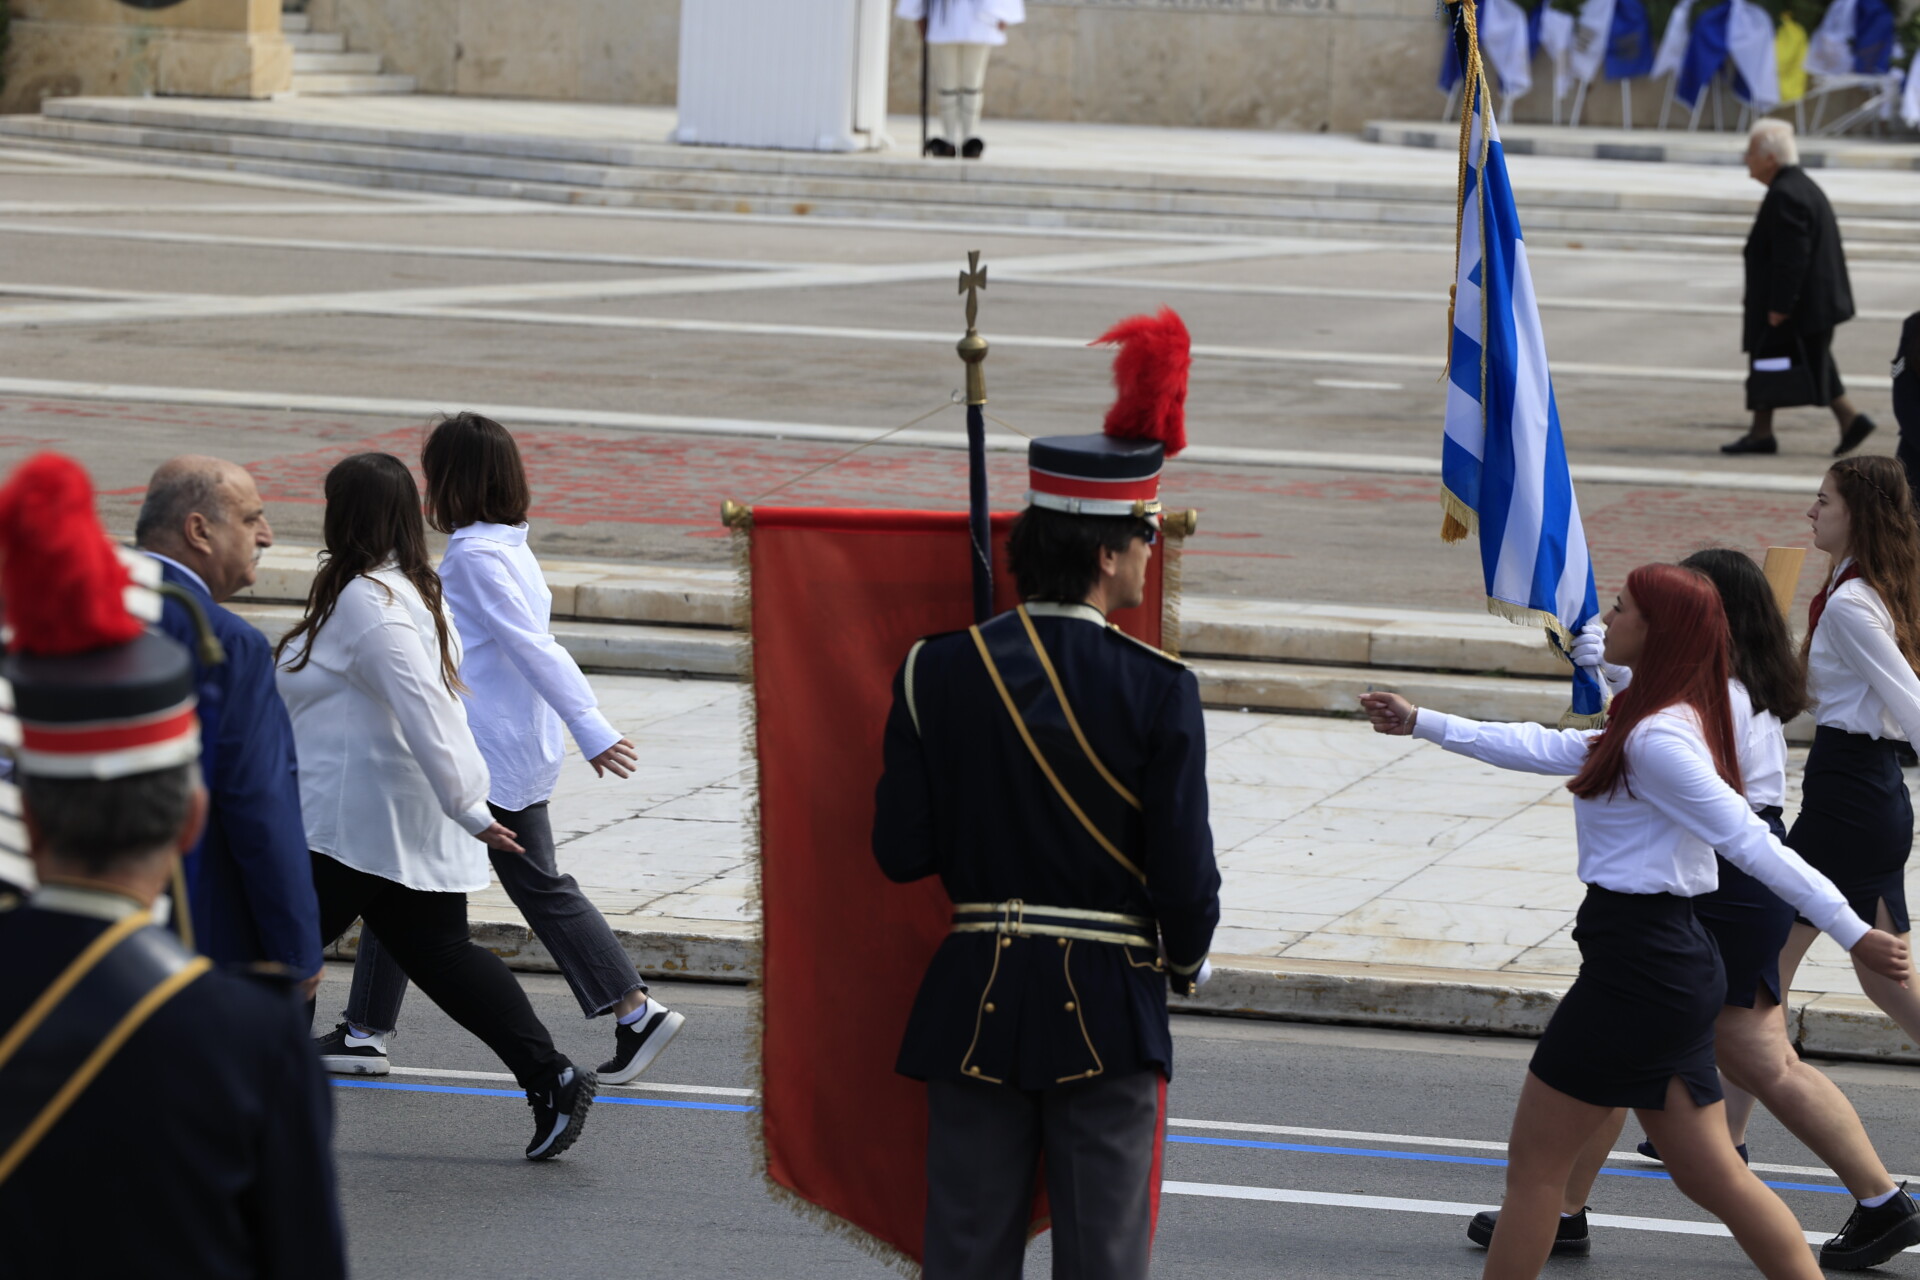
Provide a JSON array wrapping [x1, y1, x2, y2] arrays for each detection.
[[1569, 564, 1742, 800], [1820, 456, 1920, 671], [275, 453, 464, 693], [1680, 548, 1807, 721]]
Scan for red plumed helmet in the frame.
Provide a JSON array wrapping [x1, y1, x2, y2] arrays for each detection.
[[1093, 307, 1191, 458], [0, 453, 142, 656]]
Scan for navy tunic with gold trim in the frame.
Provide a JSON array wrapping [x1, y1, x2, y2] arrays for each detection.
[[873, 602, 1220, 1089]]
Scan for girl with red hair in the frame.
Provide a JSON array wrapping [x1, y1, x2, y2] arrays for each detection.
[[1359, 564, 1909, 1280]]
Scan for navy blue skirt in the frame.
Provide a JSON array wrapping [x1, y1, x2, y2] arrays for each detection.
[[1788, 727, 1912, 935], [1694, 808, 1796, 1009], [1532, 886, 1724, 1111]]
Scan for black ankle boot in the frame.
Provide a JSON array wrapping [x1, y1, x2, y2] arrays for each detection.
[[1822, 1185, 1920, 1271], [924, 138, 956, 158]]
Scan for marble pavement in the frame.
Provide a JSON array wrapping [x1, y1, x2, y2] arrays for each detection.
[[436, 669, 1920, 1063]]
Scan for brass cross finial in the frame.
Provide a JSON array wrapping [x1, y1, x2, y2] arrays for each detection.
[[956, 250, 989, 406]]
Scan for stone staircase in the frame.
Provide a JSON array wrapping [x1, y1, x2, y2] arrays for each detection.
[[282, 10, 415, 97], [2, 97, 1918, 255]]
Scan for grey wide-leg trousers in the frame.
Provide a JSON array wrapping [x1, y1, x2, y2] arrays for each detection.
[[923, 1069, 1160, 1280]]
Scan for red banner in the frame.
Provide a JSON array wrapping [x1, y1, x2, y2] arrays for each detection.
[[748, 507, 1169, 1265]]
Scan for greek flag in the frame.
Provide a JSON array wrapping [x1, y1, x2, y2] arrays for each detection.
[[1443, 10, 1606, 724]]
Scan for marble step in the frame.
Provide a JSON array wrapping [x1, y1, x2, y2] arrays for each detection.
[[30, 97, 1920, 226], [291, 51, 384, 75], [285, 32, 346, 53], [1367, 119, 1920, 173], [281, 12, 311, 34], [10, 122, 1916, 259], [289, 73, 417, 96]]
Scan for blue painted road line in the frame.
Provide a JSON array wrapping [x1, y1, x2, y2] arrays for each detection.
[[331, 1079, 755, 1112]]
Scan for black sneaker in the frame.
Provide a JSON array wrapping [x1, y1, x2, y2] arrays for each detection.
[[1835, 414, 1878, 457], [525, 1064, 596, 1161], [1821, 1185, 1920, 1271], [1467, 1207, 1591, 1255], [312, 1023, 390, 1076], [961, 137, 985, 159], [597, 1005, 686, 1085], [1721, 434, 1779, 455], [924, 138, 957, 158]]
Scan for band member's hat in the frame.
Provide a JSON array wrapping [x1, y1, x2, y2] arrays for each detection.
[[0, 453, 198, 780], [1026, 308, 1191, 520]]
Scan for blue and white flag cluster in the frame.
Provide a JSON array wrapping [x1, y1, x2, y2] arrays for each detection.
[[1444, 39, 1606, 724]]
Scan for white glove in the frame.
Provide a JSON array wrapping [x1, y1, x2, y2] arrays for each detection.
[[1196, 959, 1212, 988], [1570, 620, 1632, 697]]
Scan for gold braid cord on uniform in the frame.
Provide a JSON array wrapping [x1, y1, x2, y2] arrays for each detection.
[[969, 618, 1147, 885]]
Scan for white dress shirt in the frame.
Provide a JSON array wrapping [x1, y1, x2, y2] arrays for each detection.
[[1807, 562, 1920, 745], [1412, 706, 1870, 949], [1731, 679, 1788, 812], [276, 566, 495, 892], [895, 0, 1025, 45], [440, 524, 621, 812]]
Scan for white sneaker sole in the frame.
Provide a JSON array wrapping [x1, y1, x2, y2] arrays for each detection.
[[320, 1053, 390, 1076], [600, 1010, 685, 1085]]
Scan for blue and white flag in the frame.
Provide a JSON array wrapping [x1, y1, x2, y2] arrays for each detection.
[[1444, 6, 1606, 725]]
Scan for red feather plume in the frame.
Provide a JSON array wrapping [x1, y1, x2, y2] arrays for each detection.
[[1092, 308, 1191, 458], [0, 452, 142, 656]]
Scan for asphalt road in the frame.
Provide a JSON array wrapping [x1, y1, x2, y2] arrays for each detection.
[[6, 149, 1917, 608], [327, 968, 1920, 1279]]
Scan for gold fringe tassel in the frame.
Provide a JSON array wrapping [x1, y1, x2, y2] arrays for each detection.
[[733, 519, 925, 1278], [1440, 489, 1477, 544], [1161, 527, 1186, 658], [1558, 707, 1609, 730]]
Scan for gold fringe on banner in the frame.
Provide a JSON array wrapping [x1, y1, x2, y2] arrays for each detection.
[[1161, 515, 1190, 658], [1440, 489, 1477, 544], [728, 509, 923, 1278]]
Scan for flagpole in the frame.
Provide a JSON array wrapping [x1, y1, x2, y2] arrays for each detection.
[[957, 251, 993, 623]]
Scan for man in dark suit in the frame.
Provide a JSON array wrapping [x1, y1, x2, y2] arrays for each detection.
[[0, 451, 344, 1280], [1723, 119, 1875, 456], [135, 456, 322, 998], [872, 413, 1220, 1278]]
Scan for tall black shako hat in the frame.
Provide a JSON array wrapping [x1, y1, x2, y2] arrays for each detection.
[[0, 453, 198, 780], [1026, 308, 1191, 520]]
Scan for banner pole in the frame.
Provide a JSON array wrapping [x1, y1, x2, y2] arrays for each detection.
[[957, 251, 993, 622]]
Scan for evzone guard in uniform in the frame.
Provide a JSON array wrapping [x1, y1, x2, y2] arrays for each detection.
[[0, 454, 345, 1279], [897, 0, 1026, 158], [873, 310, 1221, 1279]]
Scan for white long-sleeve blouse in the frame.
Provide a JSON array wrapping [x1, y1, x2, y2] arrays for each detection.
[[276, 566, 495, 892], [440, 523, 620, 812], [1411, 705, 1870, 949], [1807, 562, 1920, 745]]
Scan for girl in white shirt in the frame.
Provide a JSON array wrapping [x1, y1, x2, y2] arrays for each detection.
[[1780, 456, 1920, 1049], [1479, 550, 1917, 1270], [326, 415, 683, 1087], [1359, 563, 1908, 1280], [277, 452, 594, 1161]]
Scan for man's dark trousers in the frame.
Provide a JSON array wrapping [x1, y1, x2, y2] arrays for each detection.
[[924, 1070, 1159, 1280]]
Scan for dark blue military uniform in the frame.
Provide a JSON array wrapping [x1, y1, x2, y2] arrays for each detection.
[[873, 602, 1219, 1086], [0, 892, 345, 1279]]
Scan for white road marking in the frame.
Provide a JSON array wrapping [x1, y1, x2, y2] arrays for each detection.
[[0, 376, 1830, 495], [0, 240, 1299, 330], [1163, 1182, 1909, 1249], [1164, 1119, 1907, 1182], [1313, 377, 1406, 391], [999, 272, 1920, 323], [385, 1065, 754, 1097]]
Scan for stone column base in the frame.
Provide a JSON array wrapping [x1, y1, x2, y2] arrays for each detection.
[[3, 20, 292, 114]]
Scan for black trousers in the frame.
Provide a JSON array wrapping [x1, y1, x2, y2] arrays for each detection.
[[310, 852, 565, 1090], [924, 1070, 1159, 1280]]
